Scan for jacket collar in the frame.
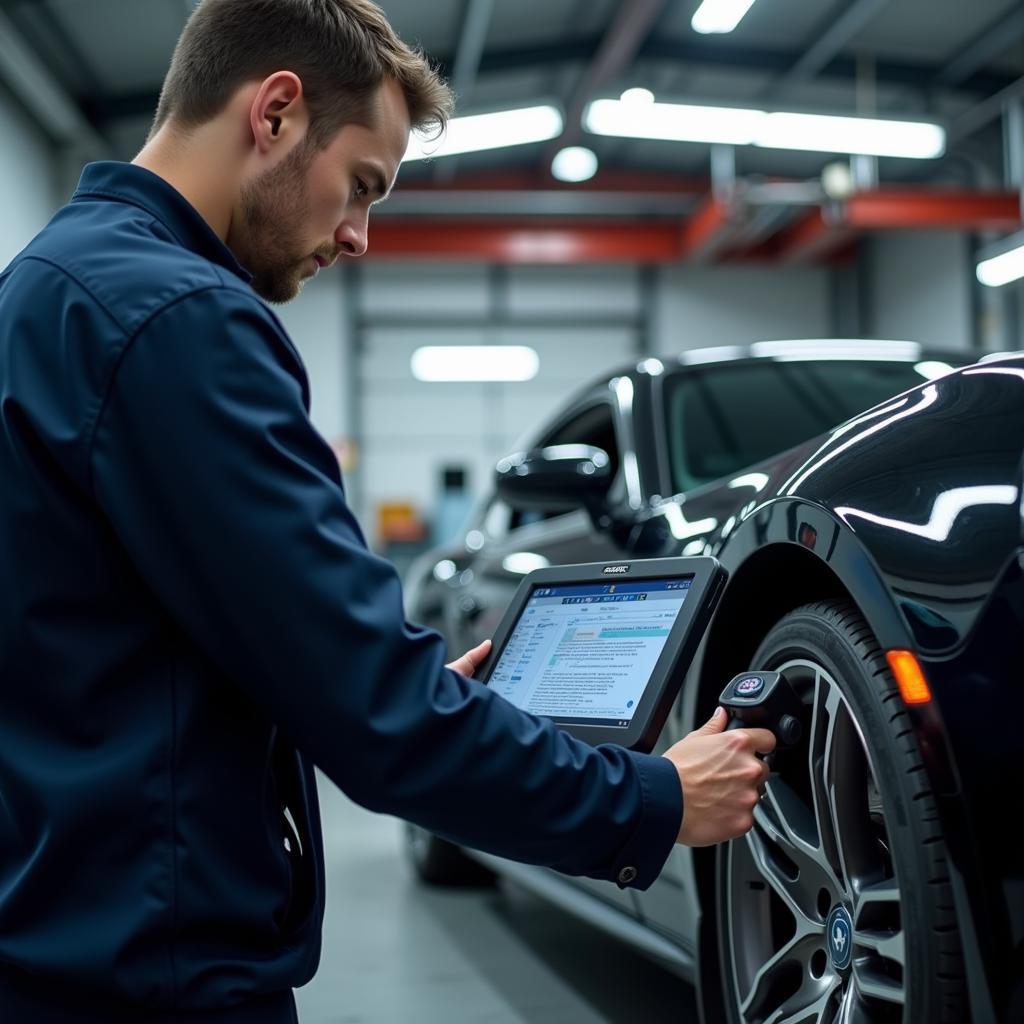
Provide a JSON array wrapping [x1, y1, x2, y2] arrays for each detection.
[[72, 161, 253, 284]]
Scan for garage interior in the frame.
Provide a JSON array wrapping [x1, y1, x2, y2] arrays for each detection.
[[1, 0, 1023, 1021]]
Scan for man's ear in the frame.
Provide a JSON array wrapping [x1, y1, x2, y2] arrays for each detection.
[[249, 71, 307, 154]]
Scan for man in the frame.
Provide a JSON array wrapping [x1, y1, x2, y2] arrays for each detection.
[[0, 1, 774, 1021]]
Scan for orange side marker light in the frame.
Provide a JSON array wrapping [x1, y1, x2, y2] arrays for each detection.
[[886, 650, 932, 705]]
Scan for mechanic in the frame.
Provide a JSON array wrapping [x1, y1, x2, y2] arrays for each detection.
[[0, 1, 775, 1021]]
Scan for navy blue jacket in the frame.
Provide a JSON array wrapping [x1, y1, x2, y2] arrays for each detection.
[[0, 162, 683, 1021]]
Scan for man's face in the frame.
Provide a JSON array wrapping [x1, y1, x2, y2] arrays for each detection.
[[230, 78, 410, 304]]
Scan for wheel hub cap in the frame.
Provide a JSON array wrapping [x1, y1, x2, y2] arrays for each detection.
[[825, 905, 854, 971]]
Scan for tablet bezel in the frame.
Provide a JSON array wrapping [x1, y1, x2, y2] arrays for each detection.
[[475, 556, 727, 752]]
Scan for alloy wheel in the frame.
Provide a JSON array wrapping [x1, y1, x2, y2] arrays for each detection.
[[724, 658, 905, 1024]]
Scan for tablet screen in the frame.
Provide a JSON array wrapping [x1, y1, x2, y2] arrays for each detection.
[[487, 577, 693, 729]]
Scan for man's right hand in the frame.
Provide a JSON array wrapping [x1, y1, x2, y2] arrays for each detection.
[[662, 706, 776, 847]]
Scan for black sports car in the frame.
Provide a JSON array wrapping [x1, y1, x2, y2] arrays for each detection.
[[403, 340, 1024, 1024]]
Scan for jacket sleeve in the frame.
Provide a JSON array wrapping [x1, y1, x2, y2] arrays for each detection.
[[88, 287, 682, 889]]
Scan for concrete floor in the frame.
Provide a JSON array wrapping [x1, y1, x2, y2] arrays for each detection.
[[296, 776, 699, 1024]]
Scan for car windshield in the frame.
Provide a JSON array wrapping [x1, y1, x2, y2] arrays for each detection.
[[665, 359, 950, 491]]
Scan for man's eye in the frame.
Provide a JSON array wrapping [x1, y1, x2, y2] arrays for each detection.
[[355, 178, 369, 199]]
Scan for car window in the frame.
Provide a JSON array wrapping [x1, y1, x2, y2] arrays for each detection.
[[509, 401, 621, 531], [665, 360, 939, 491]]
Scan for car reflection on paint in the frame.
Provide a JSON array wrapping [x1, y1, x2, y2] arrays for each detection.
[[403, 340, 1024, 1024]]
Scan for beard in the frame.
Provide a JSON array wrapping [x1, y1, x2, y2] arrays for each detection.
[[231, 140, 325, 304]]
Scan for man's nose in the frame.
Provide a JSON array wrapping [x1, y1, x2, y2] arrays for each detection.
[[335, 215, 368, 258]]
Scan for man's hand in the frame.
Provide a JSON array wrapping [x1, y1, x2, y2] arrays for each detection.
[[663, 707, 776, 847], [446, 639, 492, 678]]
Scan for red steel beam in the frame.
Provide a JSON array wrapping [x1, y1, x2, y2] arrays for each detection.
[[774, 210, 859, 264], [678, 197, 735, 262], [366, 220, 684, 263], [399, 168, 706, 195], [365, 190, 1024, 264], [845, 189, 1022, 230]]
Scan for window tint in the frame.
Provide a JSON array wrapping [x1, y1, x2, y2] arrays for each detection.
[[665, 360, 938, 491], [509, 402, 621, 530]]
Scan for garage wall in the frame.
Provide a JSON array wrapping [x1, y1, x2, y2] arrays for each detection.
[[653, 265, 831, 352], [868, 231, 974, 351], [0, 83, 59, 268], [273, 271, 351, 443], [355, 262, 641, 540]]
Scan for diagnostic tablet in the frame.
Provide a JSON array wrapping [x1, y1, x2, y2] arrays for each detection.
[[476, 557, 727, 752]]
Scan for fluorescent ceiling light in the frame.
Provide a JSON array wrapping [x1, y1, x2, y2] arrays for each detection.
[[584, 100, 946, 159], [405, 105, 563, 161], [586, 99, 763, 146], [757, 112, 945, 159], [551, 146, 599, 182], [692, 0, 757, 34], [977, 236, 1024, 288], [411, 346, 539, 382]]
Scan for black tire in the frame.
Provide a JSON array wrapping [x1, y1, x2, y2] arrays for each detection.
[[403, 823, 496, 887], [715, 600, 964, 1023]]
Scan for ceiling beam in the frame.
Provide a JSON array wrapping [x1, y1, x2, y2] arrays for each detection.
[[934, 5, 1024, 88], [435, 0, 495, 182], [543, 0, 668, 163], [637, 37, 1016, 97], [950, 73, 1024, 143], [773, 210, 859, 264], [843, 189, 1022, 230], [0, 8, 102, 147], [678, 197, 737, 263], [364, 219, 685, 263], [83, 35, 1021, 128], [771, 0, 890, 94]]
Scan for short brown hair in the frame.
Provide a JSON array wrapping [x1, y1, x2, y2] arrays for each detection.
[[151, 0, 452, 146]]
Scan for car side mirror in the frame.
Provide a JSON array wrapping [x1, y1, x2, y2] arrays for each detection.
[[495, 444, 612, 513]]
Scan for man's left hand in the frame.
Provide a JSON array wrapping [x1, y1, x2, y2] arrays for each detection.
[[446, 639, 492, 678]]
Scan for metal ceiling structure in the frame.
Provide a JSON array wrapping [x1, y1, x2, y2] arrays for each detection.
[[1, 0, 1022, 262]]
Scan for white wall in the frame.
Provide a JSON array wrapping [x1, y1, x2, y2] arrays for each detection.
[[355, 262, 641, 542], [869, 231, 973, 351], [653, 266, 831, 353], [273, 270, 350, 442], [0, 82, 59, 268]]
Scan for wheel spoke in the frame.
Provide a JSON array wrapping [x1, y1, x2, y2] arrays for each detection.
[[836, 978, 878, 1023], [739, 932, 821, 1019], [755, 777, 837, 914], [853, 878, 904, 971], [852, 968, 905, 1007], [807, 671, 854, 892], [762, 977, 842, 1024], [748, 799, 823, 928]]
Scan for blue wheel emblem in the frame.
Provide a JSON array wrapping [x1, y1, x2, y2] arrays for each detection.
[[735, 675, 764, 698], [826, 906, 853, 970]]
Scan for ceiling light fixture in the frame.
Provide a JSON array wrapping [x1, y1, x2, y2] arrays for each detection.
[[692, 0, 758, 34], [584, 99, 946, 160], [976, 232, 1024, 288], [405, 105, 563, 161], [551, 146, 599, 182], [411, 346, 540, 383]]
